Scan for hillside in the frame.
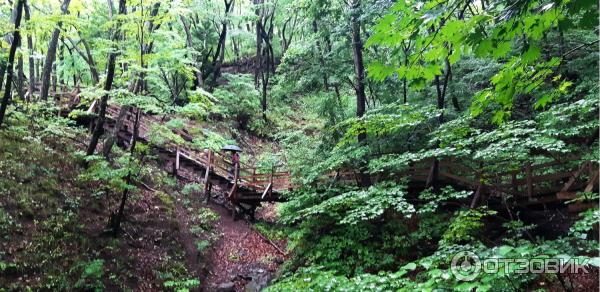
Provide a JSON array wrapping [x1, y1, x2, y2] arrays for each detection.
[[1, 0, 599, 291]]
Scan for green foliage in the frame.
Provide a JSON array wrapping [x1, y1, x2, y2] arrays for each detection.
[[0, 207, 18, 235], [368, 0, 598, 122], [212, 73, 261, 129], [181, 183, 203, 197], [156, 260, 198, 292], [74, 259, 105, 292], [281, 182, 412, 225], [270, 239, 600, 292], [2, 0, 598, 290], [254, 222, 287, 242], [163, 278, 200, 292], [195, 240, 211, 253], [441, 208, 496, 245], [418, 187, 472, 214], [191, 129, 233, 152], [569, 208, 600, 242], [148, 123, 187, 147], [191, 208, 220, 233], [79, 154, 140, 192]]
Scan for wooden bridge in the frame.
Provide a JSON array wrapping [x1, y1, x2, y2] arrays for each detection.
[[84, 102, 293, 218], [62, 90, 596, 215], [332, 158, 598, 212]]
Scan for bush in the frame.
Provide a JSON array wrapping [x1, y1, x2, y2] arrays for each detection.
[[212, 74, 261, 130]]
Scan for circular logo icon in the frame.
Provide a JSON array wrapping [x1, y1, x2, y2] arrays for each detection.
[[451, 251, 481, 281]]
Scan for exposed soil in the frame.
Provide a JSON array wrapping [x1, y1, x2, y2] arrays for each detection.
[[174, 162, 288, 291], [202, 202, 287, 291]]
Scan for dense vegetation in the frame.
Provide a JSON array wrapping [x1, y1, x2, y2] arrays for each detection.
[[0, 0, 598, 291]]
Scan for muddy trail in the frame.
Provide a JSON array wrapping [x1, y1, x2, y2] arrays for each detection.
[[200, 201, 287, 292], [170, 164, 287, 291]]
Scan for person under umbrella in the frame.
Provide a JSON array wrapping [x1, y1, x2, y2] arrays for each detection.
[[222, 145, 242, 181]]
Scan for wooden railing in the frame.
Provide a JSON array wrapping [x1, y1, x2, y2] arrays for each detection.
[[99, 103, 293, 197], [329, 157, 596, 201], [92, 102, 596, 205]]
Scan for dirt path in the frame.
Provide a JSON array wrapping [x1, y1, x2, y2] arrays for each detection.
[[202, 203, 286, 291]]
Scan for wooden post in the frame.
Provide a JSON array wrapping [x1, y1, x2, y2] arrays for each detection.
[[175, 146, 180, 171], [228, 165, 239, 201], [511, 172, 517, 195], [203, 150, 212, 202], [269, 165, 274, 197], [470, 184, 484, 209], [425, 159, 439, 191], [525, 162, 533, 198]]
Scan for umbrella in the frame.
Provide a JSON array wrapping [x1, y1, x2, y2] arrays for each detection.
[[222, 144, 242, 152]]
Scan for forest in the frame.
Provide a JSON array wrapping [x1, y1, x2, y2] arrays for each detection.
[[0, 0, 598, 291]]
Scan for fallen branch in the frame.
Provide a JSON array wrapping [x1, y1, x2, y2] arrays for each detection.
[[562, 40, 599, 58], [250, 225, 287, 256], [138, 181, 157, 192]]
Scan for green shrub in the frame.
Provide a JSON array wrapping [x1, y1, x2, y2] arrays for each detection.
[[74, 259, 105, 292]]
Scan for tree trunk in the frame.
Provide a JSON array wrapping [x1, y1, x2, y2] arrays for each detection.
[[0, 0, 24, 128], [0, 63, 5, 93], [349, 0, 371, 187], [24, 0, 34, 101], [401, 42, 410, 103], [101, 105, 130, 159], [313, 20, 329, 90], [109, 108, 141, 235], [0, 3, 19, 93], [35, 59, 40, 85], [16, 54, 25, 100], [103, 0, 158, 158], [86, 0, 126, 156], [211, 0, 233, 86], [254, 0, 263, 88], [80, 39, 99, 84], [180, 15, 203, 89], [66, 36, 100, 84], [428, 57, 452, 190], [40, 0, 71, 101], [261, 68, 268, 120]]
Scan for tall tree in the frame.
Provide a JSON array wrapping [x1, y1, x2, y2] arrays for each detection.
[[39, 0, 71, 101], [86, 0, 127, 156], [16, 50, 25, 100], [254, 0, 275, 120], [349, 0, 371, 187], [253, 0, 263, 88], [102, 1, 163, 158], [180, 15, 203, 89], [210, 0, 234, 86], [0, 3, 20, 93], [24, 0, 35, 100], [0, 0, 25, 128], [66, 36, 100, 84]]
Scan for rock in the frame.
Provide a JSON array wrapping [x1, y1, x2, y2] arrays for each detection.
[[244, 274, 271, 292], [244, 281, 259, 292], [217, 282, 235, 292]]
